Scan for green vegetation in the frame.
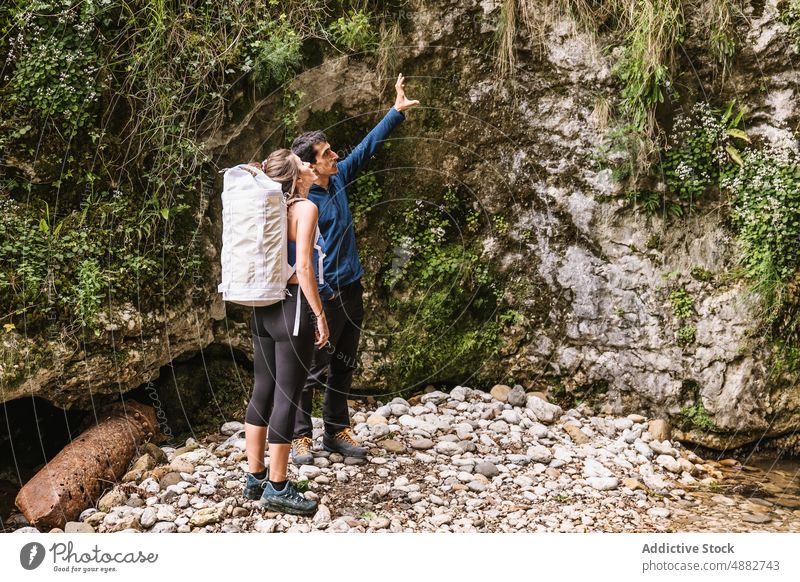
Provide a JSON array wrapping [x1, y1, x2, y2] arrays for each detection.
[[779, 0, 800, 54], [0, 1, 387, 334], [676, 324, 696, 346], [645, 233, 661, 250], [701, 0, 741, 77], [327, 8, 377, 52], [660, 101, 748, 211], [281, 88, 306, 141], [722, 145, 800, 325], [363, 187, 508, 390], [611, 0, 684, 135], [770, 340, 800, 376], [669, 288, 693, 319], [351, 171, 383, 226], [690, 266, 714, 283], [679, 400, 716, 432], [621, 101, 749, 217]]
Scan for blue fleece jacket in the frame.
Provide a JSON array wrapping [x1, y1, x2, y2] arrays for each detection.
[[309, 107, 405, 299]]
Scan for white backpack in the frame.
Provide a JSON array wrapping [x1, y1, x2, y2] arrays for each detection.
[[217, 164, 325, 335]]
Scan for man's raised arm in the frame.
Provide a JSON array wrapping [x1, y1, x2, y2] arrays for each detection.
[[337, 74, 420, 186]]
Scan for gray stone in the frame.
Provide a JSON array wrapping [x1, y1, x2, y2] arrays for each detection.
[[221, 421, 245, 436], [449, 386, 468, 401], [434, 441, 461, 456], [649, 440, 677, 457], [313, 505, 331, 528], [526, 396, 563, 424], [741, 513, 771, 524], [586, 477, 619, 491], [655, 454, 681, 473], [299, 465, 322, 479], [527, 444, 553, 464], [430, 513, 453, 527], [421, 391, 448, 405], [647, 507, 671, 519], [369, 516, 391, 530], [474, 462, 500, 478], [507, 385, 527, 407], [468, 480, 487, 492], [255, 519, 277, 533], [140, 508, 157, 529], [501, 409, 522, 424], [634, 441, 654, 459], [583, 458, 613, 478]]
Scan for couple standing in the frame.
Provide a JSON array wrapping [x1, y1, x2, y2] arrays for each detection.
[[241, 75, 419, 515]]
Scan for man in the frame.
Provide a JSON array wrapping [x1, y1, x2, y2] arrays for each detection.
[[289, 74, 419, 462]]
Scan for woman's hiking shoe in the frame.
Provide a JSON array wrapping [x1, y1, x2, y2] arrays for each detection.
[[258, 481, 318, 516], [243, 470, 269, 501], [291, 436, 314, 465], [322, 428, 367, 458]]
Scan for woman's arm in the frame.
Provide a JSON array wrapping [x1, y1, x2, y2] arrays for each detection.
[[293, 200, 329, 347]]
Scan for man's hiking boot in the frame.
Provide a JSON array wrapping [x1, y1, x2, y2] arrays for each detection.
[[322, 427, 367, 458], [243, 470, 269, 501], [291, 436, 314, 465], [259, 481, 318, 516]]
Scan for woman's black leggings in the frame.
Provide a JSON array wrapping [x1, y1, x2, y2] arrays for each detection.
[[245, 284, 314, 444]]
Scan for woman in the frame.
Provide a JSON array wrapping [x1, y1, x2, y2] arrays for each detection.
[[241, 149, 329, 516]]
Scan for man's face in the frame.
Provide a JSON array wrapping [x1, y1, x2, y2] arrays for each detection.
[[312, 141, 339, 178]]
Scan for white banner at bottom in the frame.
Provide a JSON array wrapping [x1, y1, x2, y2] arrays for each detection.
[[1, 533, 798, 581]]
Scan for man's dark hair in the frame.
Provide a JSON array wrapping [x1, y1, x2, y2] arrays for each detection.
[[291, 130, 328, 164]]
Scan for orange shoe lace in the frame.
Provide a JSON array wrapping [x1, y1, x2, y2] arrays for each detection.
[[294, 436, 312, 455], [335, 428, 358, 446]]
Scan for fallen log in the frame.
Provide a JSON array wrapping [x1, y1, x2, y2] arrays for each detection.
[[15, 401, 156, 530]]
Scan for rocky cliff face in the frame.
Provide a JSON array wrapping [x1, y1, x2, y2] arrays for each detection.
[[3, 0, 798, 449]]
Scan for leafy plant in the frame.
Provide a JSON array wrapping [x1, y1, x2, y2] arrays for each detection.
[[328, 9, 377, 52], [351, 171, 383, 226], [779, 0, 800, 54], [676, 324, 696, 346], [722, 144, 800, 325], [679, 400, 716, 432], [244, 16, 303, 87], [669, 288, 694, 319], [611, 0, 684, 134]]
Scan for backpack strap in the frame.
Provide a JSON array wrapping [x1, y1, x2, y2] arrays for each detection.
[[293, 290, 302, 337], [314, 226, 326, 285], [286, 199, 326, 285]]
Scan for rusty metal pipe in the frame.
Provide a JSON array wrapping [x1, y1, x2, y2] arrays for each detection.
[[15, 401, 156, 530]]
